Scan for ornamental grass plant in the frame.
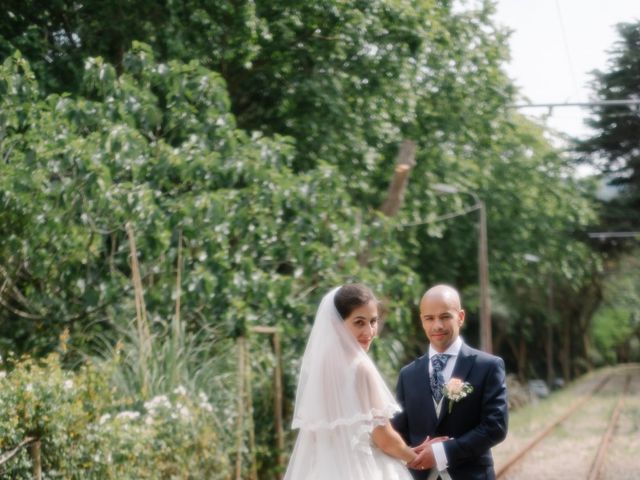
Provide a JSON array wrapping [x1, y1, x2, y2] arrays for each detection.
[[0, 333, 232, 479]]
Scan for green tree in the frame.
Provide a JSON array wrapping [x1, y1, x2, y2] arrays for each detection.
[[0, 46, 426, 476], [0, 2, 611, 474], [0, 44, 420, 353], [577, 21, 640, 233], [1, 0, 604, 379], [590, 251, 640, 365]]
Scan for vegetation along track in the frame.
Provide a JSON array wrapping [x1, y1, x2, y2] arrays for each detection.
[[495, 365, 640, 480]]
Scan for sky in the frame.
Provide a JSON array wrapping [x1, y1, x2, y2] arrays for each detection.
[[493, 0, 640, 141]]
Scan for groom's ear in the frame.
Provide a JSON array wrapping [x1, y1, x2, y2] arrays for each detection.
[[458, 309, 466, 327]]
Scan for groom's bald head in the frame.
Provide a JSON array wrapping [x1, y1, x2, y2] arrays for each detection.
[[421, 284, 462, 310]]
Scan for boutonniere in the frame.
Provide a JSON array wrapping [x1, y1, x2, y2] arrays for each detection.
[[443, 378, 474, 413]]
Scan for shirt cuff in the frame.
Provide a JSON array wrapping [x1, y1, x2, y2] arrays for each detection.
[[431, 442, 449, 471]]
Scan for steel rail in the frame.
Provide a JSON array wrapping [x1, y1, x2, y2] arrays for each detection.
[[496, 374, 611, 478], [587, 374, 632, 480]]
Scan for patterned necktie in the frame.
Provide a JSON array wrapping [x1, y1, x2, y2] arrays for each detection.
[[430, 354, 450, 403]]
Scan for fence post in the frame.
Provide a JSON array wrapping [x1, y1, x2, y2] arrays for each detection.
[[234, 336, 246, 480], [273, 330, 285, 478], [29, 439, 42, 480]]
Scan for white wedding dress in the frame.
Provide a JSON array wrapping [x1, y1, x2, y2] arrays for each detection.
[[283, 288, 413, 480]]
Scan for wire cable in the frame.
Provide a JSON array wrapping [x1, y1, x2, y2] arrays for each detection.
[[554, 0, 580, 99]]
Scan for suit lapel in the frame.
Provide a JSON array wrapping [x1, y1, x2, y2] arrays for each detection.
[[451, 343, 476, 381], [436, 342, 476, 428]]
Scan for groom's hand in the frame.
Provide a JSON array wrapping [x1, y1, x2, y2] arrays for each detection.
[[414, 436, 449, 454], [408, 436, 449, 471]]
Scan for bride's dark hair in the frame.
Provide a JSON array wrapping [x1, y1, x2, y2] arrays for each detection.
[[334, 283, 378, 320]]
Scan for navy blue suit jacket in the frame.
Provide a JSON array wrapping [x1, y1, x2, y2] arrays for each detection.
[[392, 342, 508, 480]]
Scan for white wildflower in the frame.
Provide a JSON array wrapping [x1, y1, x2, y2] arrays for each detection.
[[173, 385, 187, 396], [144, 394, 171, 414], [63, 379, 74, 390], [0, 371, 6, 380], [25, 383, 33, 392], [116, 411, 140, 421], [99, 414, 112, 425], [176, 402, 191, 420]]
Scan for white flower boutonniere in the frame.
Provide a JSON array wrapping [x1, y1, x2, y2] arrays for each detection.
[[443, 378, 474, 413]]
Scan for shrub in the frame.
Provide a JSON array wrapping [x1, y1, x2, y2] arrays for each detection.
[[0, 353, 230, 479]]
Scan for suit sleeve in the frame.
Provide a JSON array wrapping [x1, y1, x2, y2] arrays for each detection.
[[391, 369, 410, 443], [444, 357, 508, 464]]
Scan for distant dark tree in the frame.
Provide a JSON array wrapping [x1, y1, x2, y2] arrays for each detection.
[[577, 22, 640, 234]]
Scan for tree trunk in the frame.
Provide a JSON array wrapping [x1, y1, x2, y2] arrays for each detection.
[[504, 336, 520, 378], [359, 139, 416, 266], [517, 335, 528, 382], [545, 281, 555, 388], [560, 315, 571, 382], [380, 140, 417, 216], [545, 321, 555, 388]]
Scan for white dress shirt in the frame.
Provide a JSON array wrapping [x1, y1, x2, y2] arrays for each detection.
[[428, 336, 463, 478]]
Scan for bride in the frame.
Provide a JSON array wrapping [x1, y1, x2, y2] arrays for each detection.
[[284, 284, 418, 479]]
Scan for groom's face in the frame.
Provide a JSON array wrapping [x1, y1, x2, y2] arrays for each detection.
[[420, 296, 465, 352]]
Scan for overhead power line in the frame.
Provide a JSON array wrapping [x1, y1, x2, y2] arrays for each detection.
[[588, 231, 640, 239], [510, 99, 640, 109], [554, 0, 580, 99]]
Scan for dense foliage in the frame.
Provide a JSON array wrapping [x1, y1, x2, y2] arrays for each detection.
[[0, 349, 229, 479], [591, 251, 640, 364], [0, 1, 625, 477], [574, 21, 640, 373], [0, 44, 418, 355], [0, 44, 420, 476], [577, 21, 640, 234]]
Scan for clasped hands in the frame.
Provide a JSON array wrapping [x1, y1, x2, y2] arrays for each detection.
[[406, 435, 449, 471]]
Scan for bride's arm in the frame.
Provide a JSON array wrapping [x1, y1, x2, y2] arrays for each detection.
[[371, 421, 417, 464]]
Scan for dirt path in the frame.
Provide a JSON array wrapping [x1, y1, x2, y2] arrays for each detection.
[[493, 364, 640, 480]]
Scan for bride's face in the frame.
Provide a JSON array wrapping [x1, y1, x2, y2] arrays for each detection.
[[343, 300, 379, 352]]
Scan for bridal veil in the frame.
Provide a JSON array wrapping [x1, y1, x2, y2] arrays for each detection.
[[284, 287, 411, 480]]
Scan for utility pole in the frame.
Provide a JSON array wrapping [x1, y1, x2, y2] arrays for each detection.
[[478, 200, 492, 353], [431, 184, 492, 353]]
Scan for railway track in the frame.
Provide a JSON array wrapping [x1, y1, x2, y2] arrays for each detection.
[[495, 365, 640, 480]]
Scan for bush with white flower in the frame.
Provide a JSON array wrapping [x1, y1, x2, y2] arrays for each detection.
[[0, 354, 229, 479]]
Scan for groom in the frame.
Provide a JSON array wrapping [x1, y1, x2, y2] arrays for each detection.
[[392, 285, 508, 480]]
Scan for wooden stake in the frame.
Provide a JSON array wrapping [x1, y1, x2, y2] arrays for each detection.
[[29, 439, 41, 480], [247, 326, 286, 479], [273, 330, 285, 479], [245, 340, 258, 480], [234, 337, 246, 480], [174, 229, 183, 339]]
